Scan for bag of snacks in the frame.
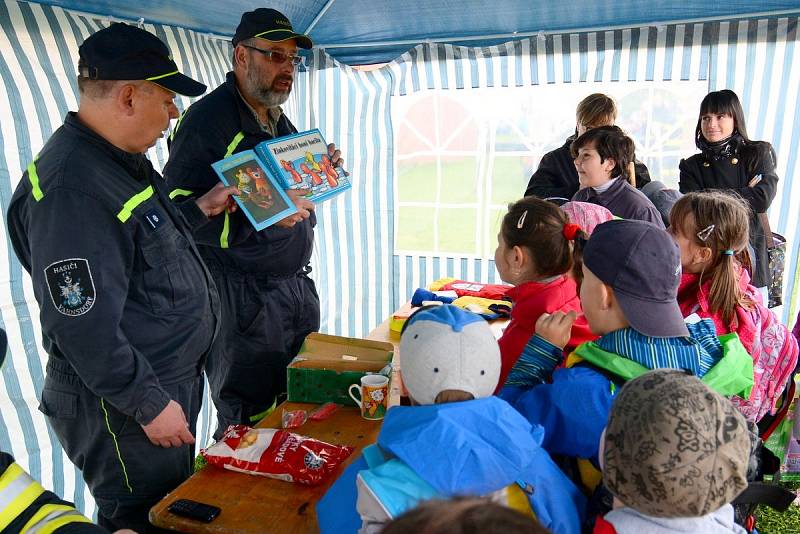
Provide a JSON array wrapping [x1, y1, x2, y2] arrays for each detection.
[[201, 425, 353, 485]]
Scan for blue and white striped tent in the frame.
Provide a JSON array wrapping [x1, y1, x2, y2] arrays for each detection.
[[2, 0, 800, 517]]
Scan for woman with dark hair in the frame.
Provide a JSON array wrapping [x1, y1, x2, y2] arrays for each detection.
[[679, 89, 779, 289]]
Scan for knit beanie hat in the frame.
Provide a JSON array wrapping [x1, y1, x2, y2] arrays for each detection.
[[603, 369, 750, 517]]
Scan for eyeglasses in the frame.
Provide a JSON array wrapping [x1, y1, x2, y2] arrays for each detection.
[[242, 45, 304, 66]]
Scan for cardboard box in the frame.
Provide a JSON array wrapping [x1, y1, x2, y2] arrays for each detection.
[[389, 301, 414, 335], [287, 333, 394, 406]]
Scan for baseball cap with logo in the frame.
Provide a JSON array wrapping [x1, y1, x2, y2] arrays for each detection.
[[583, 219, 688, 338], [78, 23, 206, 97], [400, 305, 501, 405], [232, 8, 312, 49]]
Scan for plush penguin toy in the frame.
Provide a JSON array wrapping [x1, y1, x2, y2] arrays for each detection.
[[399, 304, 501, 405]]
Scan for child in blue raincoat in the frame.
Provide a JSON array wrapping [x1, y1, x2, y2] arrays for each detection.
[[316, 305, 586, 534]]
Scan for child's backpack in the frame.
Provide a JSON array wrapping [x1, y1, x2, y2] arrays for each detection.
[[726, 283, 797, 423]]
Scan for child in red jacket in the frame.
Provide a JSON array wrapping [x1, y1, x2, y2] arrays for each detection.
[[494, 196, 596, 389]]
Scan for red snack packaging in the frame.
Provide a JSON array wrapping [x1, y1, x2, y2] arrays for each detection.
[[282, 409, 308, 429], [201, 425, 353, 485], [309, 402, 339, 421]]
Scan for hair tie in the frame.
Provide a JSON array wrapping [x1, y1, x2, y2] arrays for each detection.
[[563, 223, 582, 241], [722, 249, 734, 256]]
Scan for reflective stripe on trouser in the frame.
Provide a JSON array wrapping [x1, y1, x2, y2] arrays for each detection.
[[38, 364, 204, 528], [204, 267, 320, 438]]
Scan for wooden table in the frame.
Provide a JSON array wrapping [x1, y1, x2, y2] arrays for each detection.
[[150, 311, 503, 532], [149, 402, 382, 533], [149, 320, 401, 533]]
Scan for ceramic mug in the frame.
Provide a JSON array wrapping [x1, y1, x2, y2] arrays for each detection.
[[348, 374, 389, 420]]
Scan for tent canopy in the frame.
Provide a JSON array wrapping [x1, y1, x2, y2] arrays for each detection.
[[32, 0, 800, 64]]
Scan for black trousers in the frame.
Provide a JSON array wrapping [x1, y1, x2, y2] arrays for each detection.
[[205, 267, 320, 438], [39, 359, 203, 533]]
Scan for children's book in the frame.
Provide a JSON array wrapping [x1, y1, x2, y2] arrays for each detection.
[[212, 129, 351, 230], [211, 150, 298, 231], [253, 129, 351, 203]]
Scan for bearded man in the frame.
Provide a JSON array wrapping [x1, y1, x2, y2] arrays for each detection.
[[164, 8, 343, 437]]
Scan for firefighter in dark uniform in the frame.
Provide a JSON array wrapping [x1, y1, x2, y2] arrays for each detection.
[[6, 24, 238, 533], [163, 9, 344, 436]]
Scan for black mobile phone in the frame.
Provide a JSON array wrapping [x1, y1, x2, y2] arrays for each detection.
[[167, 498, 221, 523]]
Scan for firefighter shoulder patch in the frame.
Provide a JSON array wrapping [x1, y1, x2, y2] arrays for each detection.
[[44, 258, 96, 316]]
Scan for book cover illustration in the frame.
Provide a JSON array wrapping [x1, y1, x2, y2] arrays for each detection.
[[255, 129, 351, 203], [211, 150, 298, 231]]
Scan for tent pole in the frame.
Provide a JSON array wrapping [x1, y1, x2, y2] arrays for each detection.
[[304, 0, 337, 35], [316, 7, 800, 49]]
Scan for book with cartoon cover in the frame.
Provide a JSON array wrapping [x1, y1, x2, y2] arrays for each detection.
[[253, 128, 351, 203], [211, 150, 298, 231]]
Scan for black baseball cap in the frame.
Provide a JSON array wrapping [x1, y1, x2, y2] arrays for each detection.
[[78, 23, 206, 97], [232, 8, 312, 49], [583, 219, 689, 338]]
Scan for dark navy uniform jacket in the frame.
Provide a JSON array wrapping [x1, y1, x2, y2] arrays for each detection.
[[7, 112, 220, 425], [163, 72, 314, 275]]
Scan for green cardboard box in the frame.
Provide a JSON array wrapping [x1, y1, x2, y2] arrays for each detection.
[[287, 333, 394, 406]]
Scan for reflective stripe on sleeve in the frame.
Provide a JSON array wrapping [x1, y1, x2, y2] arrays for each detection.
[[0, 463, 45, 531], [116, 185, 155, 222], [169, 188, 194, 200], [21, 503, 93, 534], [27, 161, 44, 201]]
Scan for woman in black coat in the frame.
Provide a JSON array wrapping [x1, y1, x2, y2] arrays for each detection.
[[679, 89, 778, 288]]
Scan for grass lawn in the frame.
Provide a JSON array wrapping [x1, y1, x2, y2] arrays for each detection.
[[755, 480, 800, 533], [491, 156, 530, 205], [396, 207, 436, 251], [397, 157, 529, 255]]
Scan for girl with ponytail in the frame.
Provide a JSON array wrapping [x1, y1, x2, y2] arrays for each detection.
[[670, 191, 797, 421], [493, 197, 596, 391]]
